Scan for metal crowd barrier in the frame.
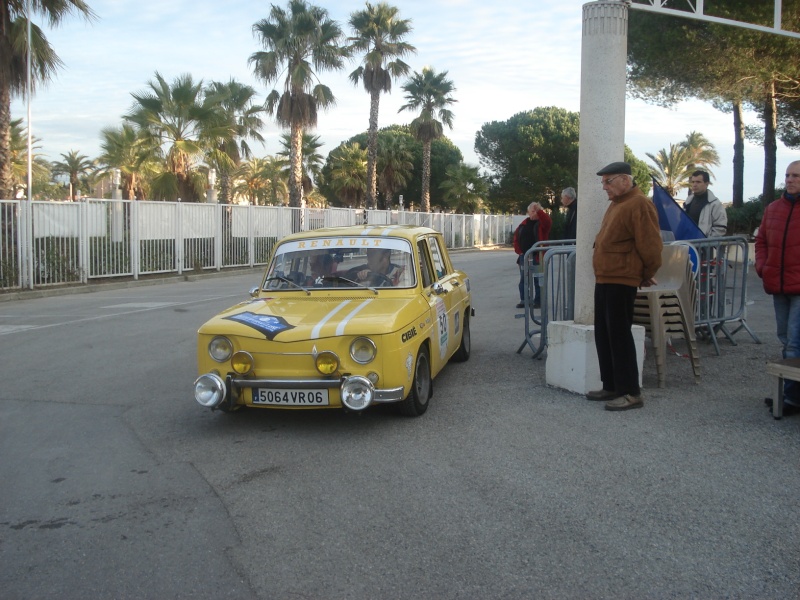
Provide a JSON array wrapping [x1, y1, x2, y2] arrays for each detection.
[[516, 240, 577, 358], [672, 235, 760, 355], [515, 235, 758, 359]]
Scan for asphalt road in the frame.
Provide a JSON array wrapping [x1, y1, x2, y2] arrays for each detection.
[[1, 249, 798, 599]]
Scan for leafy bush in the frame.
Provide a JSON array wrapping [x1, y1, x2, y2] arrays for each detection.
[[726, 200, 763, 236]]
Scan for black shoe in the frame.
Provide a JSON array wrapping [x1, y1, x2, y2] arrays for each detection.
[[515, 302, 524, 309], [532, 302, 540, 309]]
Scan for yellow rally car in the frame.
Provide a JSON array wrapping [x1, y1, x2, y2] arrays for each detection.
[[194, 225, 472, 416]]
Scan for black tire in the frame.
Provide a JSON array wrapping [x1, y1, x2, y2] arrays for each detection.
[[452, 311, 471, 362], [397, 345, 432, 417]]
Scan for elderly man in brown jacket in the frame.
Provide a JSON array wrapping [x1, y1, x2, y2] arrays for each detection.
[[587, 162, 663, 411]]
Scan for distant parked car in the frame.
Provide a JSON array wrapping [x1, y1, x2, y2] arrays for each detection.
[[193, 225, 473, 417]]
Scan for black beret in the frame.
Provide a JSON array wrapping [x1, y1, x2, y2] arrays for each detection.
[[596, 161, 631, 176]]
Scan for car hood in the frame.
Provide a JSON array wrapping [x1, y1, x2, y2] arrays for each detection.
[[198, 294, 427, 342]]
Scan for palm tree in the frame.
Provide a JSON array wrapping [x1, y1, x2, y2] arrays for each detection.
[[328, 142, 367, 207], [204, 79, 266, 203], [249, 0, 348, 212], [399, 67, 456, 212], [97, 123, 159, 200], [0, 0, 96, 199], [51, 150, 94, 200], [124, 72, 234, 201], [8, 118, 47, 198], [233, 156, 288, 205], [646, 143, 696, 197], [440, 163, 488, 213], [348, 2, 415, 209], [376, 131, 413, 209], [278, 132, 324, 195], [680, 130, 720, 179]]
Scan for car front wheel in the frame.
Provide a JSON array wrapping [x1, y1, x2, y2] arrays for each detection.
[[397, 345, 432, 417], [452, 312, 470, 362]]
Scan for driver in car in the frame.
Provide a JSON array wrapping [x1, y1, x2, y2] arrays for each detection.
[[352, 248, 403, 287]]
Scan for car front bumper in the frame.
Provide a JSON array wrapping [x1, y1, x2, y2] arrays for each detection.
[[194, 373, 405, 411]]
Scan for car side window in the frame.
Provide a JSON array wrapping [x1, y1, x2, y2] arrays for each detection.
[[417, 240, 433, 288], [429, 237, 448, 280]]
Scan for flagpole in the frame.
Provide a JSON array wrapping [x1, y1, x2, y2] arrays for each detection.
[[26, 0, 32, 203]]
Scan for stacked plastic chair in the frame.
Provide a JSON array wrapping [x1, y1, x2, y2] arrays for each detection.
[[632, 244, 701, 388]]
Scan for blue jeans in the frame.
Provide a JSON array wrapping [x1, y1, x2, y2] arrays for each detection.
[[773, 294, 800, 403]]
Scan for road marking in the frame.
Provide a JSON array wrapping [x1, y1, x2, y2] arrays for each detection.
[[0, 325, 36, 335], [0, 294, 241, 335], [100, 302, 178, 309]]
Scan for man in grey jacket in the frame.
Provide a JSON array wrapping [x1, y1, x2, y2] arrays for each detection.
[[684, 170, 728, 237]]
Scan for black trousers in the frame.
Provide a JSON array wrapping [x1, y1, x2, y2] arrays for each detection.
[[594, 283, 640, 396]]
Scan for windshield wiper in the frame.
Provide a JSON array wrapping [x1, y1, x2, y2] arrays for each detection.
[[321, 275, 378, 294], [263, 276, 310, 295]]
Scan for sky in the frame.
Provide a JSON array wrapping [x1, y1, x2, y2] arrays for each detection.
[[10, 0, 798, 204]]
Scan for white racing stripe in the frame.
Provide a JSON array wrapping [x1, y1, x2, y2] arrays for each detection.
[[311, 300, 351, 339], [336, 299, 373, 336]]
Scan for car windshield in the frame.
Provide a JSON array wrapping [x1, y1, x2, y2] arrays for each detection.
[[263, 236, 416, 291]]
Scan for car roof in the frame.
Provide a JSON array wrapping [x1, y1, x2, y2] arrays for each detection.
[[278, 225, 439, 243]]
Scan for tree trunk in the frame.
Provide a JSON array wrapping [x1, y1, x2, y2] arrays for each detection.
[[289, 121, 303, 209], [762, 80, 778, 206], [421, 140, 431, 213], [0, 84, 12, 199], [365, 89, 380, 209], [220, 173, 231, 204], [732, 99, 744, 208]]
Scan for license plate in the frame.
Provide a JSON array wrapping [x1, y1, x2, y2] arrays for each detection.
[[252, 388, 329, 406]]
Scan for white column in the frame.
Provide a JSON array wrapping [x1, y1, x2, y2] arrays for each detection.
[[574, 0, 629, 325], [546, 1, 645, 394]]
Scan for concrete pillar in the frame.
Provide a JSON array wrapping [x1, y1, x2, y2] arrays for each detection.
[[546, 1, 644, 394], [574, 0, 629, 325]]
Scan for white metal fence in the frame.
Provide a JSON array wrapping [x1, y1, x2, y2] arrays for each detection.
[[0, 199, 514, 291]]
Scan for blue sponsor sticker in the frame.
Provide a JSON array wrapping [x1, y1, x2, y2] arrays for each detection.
[[225, 312, 294, 339]]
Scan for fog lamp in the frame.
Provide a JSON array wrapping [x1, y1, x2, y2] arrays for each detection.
[[315, 351, 339, 375], [194, 373, 226, 407], [231, 351, 254, 374], [340, 376, 374, 411]]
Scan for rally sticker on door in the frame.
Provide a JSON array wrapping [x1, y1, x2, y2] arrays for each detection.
[[435, 297, 448, 360]]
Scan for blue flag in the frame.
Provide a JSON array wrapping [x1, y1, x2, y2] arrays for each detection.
[[650, 178, 705, 241]]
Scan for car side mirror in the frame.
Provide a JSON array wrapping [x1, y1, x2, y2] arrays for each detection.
[[432, 282, 447, 295], [249, 286, 260, 298]]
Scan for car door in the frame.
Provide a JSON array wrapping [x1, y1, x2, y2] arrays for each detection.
[[419, 235, 466, 370]]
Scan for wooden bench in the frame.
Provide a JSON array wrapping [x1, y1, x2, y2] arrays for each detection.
[[765, 358, 800, 419]]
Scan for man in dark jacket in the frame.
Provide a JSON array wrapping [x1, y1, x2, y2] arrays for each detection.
[[513, 202, 552, 309], [756, 160, 800, 416], [561, 187, 577, 240]]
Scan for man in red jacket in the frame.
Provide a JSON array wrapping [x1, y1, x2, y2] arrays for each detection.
[[513, 202, 551, 309], [756, 160, 800, 416]]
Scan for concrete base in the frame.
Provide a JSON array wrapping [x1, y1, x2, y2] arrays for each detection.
[[546, 321, 645, 395]]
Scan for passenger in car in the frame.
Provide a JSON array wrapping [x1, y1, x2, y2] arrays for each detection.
[[307, 252, 336, 285]]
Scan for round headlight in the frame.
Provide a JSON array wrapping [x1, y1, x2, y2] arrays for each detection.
[[209, 336, 233, 362], [194, 374, 226, 407], [341, 376, 374, 411], [315, 351, 339, 375], [350, 337, 376, 364], [231, 351, 254, 374]]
